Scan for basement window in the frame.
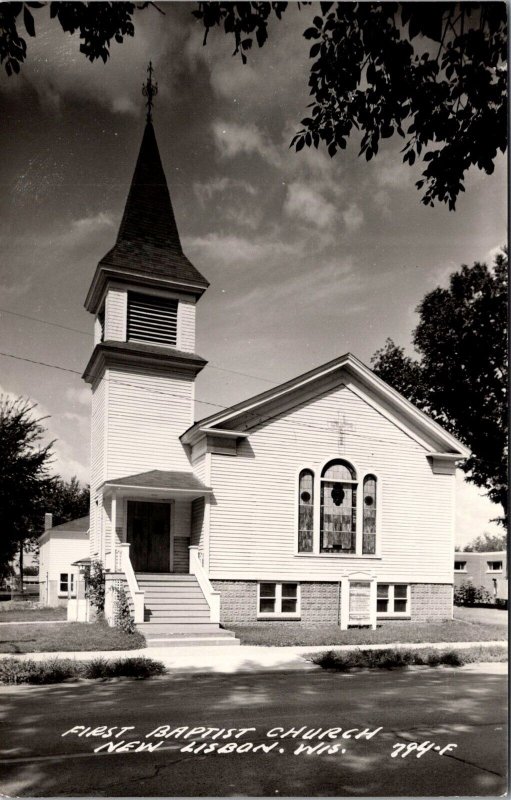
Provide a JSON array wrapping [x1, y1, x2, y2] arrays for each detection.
[[454, 561, 467, 572], [258, 582, 300, 618], [127, 292, 178, 346], [377, 584, 409, 616], [487, 561, 503, 572]]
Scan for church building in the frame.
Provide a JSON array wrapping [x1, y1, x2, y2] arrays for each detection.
[[77, 72, 469, 637]]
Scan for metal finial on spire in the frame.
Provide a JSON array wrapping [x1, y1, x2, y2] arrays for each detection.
[[142, 61, 158, 123]]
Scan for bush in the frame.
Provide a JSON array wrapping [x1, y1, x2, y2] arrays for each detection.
[[0, 656, 166, 684], [454, 582, 492, 606], [114, 584, 135, 634], [310, 644, 506, 672], [85, 560, 105, 613]]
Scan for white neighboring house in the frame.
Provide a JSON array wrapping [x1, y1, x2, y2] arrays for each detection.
[[38, 514, 90, 606], [71, 114, 471, 636]]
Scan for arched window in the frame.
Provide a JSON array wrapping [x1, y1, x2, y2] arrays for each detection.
[[298, 469, 314, 553], [362, 475, 377, 554], [320, 460, 357, 553]]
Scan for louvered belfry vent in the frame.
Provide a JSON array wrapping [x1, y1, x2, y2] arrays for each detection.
[[127, 292, 178, 346]]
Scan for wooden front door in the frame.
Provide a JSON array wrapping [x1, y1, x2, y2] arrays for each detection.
[[127, 501, 171, 573]]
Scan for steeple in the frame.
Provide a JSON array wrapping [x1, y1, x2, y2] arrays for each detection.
[[85, 64, 208, 314]]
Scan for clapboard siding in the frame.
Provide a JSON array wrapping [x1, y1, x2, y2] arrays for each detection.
[[191, 497, 205, 549], [44, 532, 89, 583], [209, 382, 455, 584], [90, 379, 106, 492], [178, 298, 196, 352], [173, 538, 190, 572], [105, 287, 127, 341], [105, 364, 193, 478]]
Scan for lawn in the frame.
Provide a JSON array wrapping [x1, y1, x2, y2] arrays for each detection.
[[231, 620, 508, 647], [0, 605, 67, 622], [0, 620, 146, 653]]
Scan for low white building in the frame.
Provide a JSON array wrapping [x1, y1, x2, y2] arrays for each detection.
[[38, 514, 90, 606]]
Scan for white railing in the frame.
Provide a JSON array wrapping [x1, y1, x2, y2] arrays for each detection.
[[118, 543, 145, 624], [189, 545, 220, 623]]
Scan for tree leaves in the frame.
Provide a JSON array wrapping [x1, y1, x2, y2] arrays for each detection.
[[0, 2, 147, 74], [372, 250, 508, 525], [194, 2, 507, 210]]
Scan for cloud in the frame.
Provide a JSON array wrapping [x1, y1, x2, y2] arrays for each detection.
[[193, 177, 258, 205], [342, 203, 364, 232], [65, 387, 91, 406], [228, 257, 364, 315], [184, 232, 298, 264], [486, 244, 506, 265], [6, 8, 179, 115], [212, 121, 280, 165], [0, 276, 32, 300], [283, 181, 336, 229]]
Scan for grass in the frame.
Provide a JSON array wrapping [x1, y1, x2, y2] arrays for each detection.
[[0, 619, 146, 653], [0, 656, 166, 684], [309, 644, 508, 672], [232, 620, 508, 647], [0, 605, 67, 622]]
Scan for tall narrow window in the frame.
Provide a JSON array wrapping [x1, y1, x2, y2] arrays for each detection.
[[127, 292, 178, 346], [298, 469, 314, 553], [362, 475, 377, 554], [320, 460, 357, 553]]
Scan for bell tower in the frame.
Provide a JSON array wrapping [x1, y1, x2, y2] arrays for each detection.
[[83, 64, 209, 564]]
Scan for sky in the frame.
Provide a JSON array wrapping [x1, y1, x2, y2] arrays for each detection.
[[0, 2, 506, 547]]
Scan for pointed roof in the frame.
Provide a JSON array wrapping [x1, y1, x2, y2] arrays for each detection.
[[181, 352, 471, 458], [85, 122, 208, 312]]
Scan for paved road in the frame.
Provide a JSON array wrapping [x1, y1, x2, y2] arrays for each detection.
[[0, 666, 506, 797]]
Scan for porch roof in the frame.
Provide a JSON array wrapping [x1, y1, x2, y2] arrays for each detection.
[[100, 469, 212, 498]]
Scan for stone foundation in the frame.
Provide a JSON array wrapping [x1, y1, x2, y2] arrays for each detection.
[[212, 580, 453, 625]]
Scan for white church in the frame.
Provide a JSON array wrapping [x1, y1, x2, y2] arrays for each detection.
[[43, 79, 470, 640]]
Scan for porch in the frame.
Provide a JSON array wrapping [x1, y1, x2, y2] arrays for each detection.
[[86, 470, 228, 638]]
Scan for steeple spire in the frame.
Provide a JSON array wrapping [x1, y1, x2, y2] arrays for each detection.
[[85, 66, 209, 313], [142, 61, 158, 123]]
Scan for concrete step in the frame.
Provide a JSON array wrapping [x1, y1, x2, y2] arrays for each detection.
[[144, 601, 207, 608], [144, 636, 241, 648], [142, 588, 205, 596], [145, 614, 211, 623], [136, 574, 196, 582], [137, 622, 231, 634], [144, 628, 236, 640]]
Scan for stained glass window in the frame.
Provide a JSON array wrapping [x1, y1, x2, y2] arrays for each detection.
[[362, 475, 377, 554], [320, 460, 357, 553], [298, 469, 314, 553]]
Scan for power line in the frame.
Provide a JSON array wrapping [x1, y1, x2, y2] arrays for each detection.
[[0, 350, 227, 410], [0, 307, 277, 386], [206, 363, 275, 384], [0, 349, 433, 448], [0, 307, 92, 337]]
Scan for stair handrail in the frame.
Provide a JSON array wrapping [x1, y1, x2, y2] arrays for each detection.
[[119, 543, 145, 624], [189, 545, 220, 623]]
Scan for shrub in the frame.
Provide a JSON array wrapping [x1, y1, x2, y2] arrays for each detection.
[[454, 582, 492, 606], [310, 644, 506, 671], [85, 560, 105, 613], [0, 656, 166, 684], [114, 584, 135, 634]]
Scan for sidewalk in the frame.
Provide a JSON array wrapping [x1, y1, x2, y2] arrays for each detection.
[[0, 639, 506, 674]]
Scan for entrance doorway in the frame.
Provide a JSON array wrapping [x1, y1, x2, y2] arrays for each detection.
[[127, 501, 171, 572]]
